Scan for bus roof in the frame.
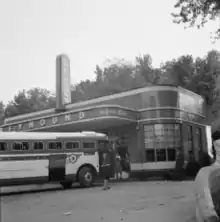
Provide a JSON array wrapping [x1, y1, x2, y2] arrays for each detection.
[[0, 132, 108, 141]]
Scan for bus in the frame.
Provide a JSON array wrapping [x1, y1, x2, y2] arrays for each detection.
[[0, 131, 110, 188]]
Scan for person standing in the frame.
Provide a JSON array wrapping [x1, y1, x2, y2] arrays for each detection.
[[100, 148, 114, 190], [115, 153, 122, 180]]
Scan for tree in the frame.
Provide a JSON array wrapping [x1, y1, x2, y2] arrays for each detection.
[[0, 101, 4, 125], [159, 55, 195, 86], [172, 0, 220, 38], [5, 88, 56, 118], [70, 57, 156, 103], [3, 51, 220, 123], [135, 54, 159, 85]]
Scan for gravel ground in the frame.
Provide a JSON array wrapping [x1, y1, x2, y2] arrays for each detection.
[[1, 181, 196, 222]]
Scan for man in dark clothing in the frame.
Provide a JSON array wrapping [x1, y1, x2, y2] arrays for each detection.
[[185, 151, 201, 178], [100, 148, 114, 190], [198, 150, 212, 167]]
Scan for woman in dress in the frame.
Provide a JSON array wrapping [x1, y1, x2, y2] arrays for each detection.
[[100, 148, 114, 190]]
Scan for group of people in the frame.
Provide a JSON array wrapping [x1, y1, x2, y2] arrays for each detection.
[[99, 146, 130, 190], [99, 131, 220, 190], [182, 132, 219, 178], [115, 152, 130, 180]]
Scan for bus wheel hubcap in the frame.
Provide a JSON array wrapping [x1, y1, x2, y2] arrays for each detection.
[[85, 172, 92, 182]]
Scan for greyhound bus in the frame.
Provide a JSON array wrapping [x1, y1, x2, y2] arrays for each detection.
[[0, 131, 110, 188]]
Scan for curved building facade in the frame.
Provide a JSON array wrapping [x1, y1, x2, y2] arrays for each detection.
[[1, 85, 210, 177]]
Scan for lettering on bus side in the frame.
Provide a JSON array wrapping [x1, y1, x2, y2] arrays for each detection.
[[65, 154, 82, 165]]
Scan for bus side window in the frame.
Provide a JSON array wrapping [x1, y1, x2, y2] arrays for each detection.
[[12, 142, 29, 151], [82, 142, 95, 149], [65, 141, 79, 150], [23, 142, 29, 150], [0, 142, 7, 151], [34, 142, 44, 150], [48, 142, 62, 150]]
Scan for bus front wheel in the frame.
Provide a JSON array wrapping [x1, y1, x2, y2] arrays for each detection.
[[78, 166, 94, 188]]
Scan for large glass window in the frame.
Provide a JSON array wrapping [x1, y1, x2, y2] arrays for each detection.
[[195, 127, 202, 151], [144, 124, 180, 162], [187, 125, 193, 152]]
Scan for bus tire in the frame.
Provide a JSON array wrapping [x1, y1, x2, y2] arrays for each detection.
[[60, 181, 73, 189], [78, 166, 94, 188]]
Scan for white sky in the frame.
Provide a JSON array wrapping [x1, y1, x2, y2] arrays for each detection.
[[0, 0, 219, 104]]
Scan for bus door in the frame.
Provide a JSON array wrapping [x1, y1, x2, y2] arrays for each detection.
[[49, 154, 66, 181], [48, 142, 66, 181]]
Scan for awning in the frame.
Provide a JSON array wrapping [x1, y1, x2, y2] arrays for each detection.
[[34, 116, 136, 132], [2, 105, 138, 132]]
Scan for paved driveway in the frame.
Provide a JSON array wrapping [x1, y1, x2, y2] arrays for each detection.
[[1, 181, 196, 222]]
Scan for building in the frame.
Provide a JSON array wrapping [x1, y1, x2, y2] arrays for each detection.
[[1, 85, 209, 177]]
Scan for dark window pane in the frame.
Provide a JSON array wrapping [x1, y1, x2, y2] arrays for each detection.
[[83, 142, 95, 149], [23, 142, 29, 150], [156, 149, 166, 161], [13, 143, 22, 150], [167, 149, 176, 161], [145, 149, 155, 162], [12, 142, 29, 151], [187, 125, 193, 152], [49, 142, 62, 150], [66, 142, 79, 149], [49, 142, 55, 149], [196, 127, 202, 151], [56, 142, 62, 149], [157, 91, 178, 107], [34, 142, 44, 150], [0, 142, 7, 151]]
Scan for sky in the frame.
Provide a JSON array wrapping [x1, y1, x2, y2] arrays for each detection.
[[0, 0, 219, 104]]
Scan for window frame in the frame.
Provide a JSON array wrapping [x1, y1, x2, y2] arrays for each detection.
[[12, 141, 30, 151], [0, 142, 7, 152], [65, 141, 80, 150], [145, 149, 156, 162], [144, 123, 180, 162], [48, 141, 62, 150], [82, 141, 96, 149], [33, 141, 44, 150]]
